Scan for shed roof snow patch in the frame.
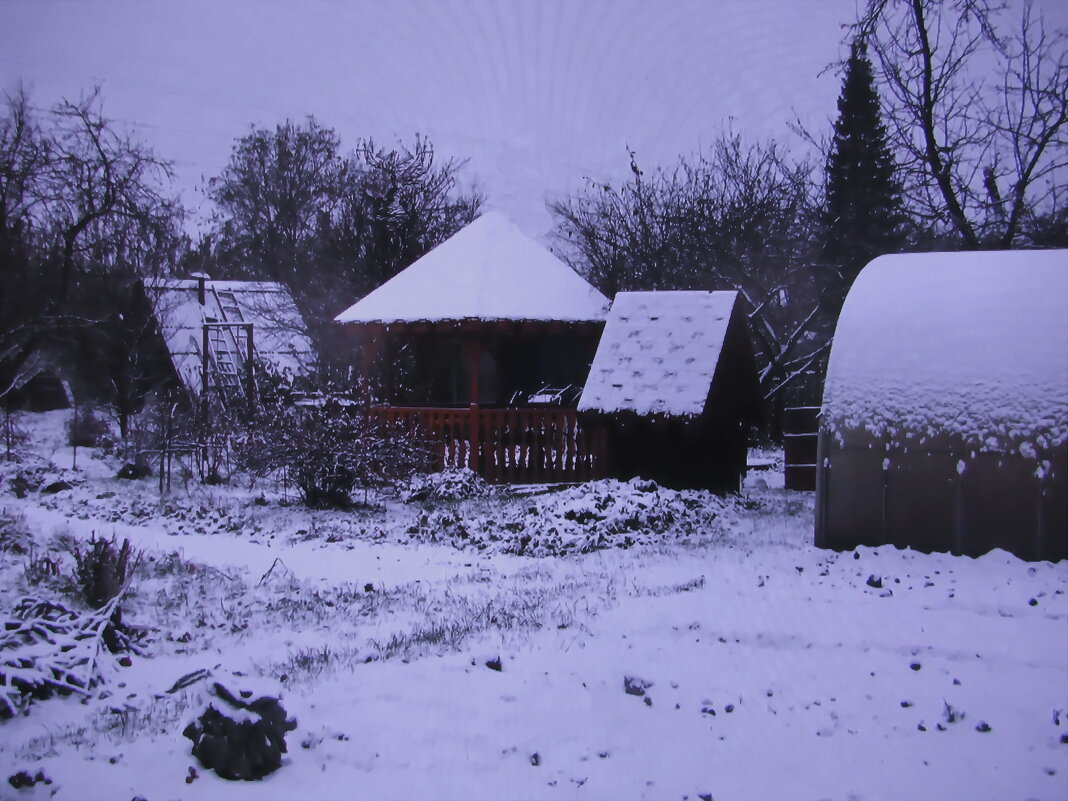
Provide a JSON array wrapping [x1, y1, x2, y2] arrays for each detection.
[[578, 290, 739, 418], [822, 249, 1068, 455], [334, 211, 609, 324], [145, 278, 316, 395]]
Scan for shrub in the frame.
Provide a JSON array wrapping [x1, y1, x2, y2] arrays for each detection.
[[69, 534, 140, 652], [66, 405, 113, 449], [71, 534, 137, 611], [2, 412, 27, 460], [127, 396, 223, 486], [235, 394, 426, 509], [0, 510, 31, 555]]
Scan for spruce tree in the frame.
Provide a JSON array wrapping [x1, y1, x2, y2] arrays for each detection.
[[824, 39, 905, 287]]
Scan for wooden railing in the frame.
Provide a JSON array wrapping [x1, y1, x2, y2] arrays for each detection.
[[371, 404, 608, 484]]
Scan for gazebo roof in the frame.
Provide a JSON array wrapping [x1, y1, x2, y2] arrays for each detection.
[[334, 211, 609, 325]]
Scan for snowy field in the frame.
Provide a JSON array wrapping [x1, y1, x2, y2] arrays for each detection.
[[0, 412, 1065, 801]]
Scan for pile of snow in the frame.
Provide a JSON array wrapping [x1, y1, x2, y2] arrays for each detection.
[[409, 478, 734, 556], [400, 468, 492, 503], [745, 447, 785, 490], [823, 250, 1068, 457]]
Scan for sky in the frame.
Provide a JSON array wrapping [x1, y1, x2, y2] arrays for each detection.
[[0, 0, 1063, 239]]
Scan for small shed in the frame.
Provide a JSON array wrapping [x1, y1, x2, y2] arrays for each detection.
[[145, 276, 316, 402], [815, 250, 1067, 561], [578, 290, 761, 492]]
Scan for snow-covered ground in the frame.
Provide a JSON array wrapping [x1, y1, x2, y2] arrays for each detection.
[[1, 412, 1065, 800]]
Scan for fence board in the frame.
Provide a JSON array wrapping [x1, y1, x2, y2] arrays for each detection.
[[369, 405, 607, 484]]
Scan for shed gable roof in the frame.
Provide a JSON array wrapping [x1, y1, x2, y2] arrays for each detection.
[[578, 290, 740, 418], [334, 211, 609, 324]]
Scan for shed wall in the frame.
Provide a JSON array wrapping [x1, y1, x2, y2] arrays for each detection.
[[816, 435, 1067, 561]]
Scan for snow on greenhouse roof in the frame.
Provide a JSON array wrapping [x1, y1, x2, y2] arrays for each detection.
[[822, 249, 1068, 456], [145, 278, 316, 396], [578, 290, 739, 418], [334, 211, 609, 324]]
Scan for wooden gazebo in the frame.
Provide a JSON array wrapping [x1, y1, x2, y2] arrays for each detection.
[[335, 212, 610, 482]]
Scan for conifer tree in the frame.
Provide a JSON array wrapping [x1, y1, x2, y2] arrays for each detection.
[[824, 39, 904, 286]]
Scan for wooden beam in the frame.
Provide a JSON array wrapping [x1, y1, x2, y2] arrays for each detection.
[[464, 338, 483, 404]]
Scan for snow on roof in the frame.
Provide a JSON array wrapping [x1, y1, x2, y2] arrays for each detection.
[[578, 290, 739, 418], [822, 249, 1068, 457], [334, 211, 609, 324], [145, 278, 316, 396]]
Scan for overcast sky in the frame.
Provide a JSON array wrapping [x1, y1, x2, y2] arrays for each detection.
[[1, 0, 1063, 238]]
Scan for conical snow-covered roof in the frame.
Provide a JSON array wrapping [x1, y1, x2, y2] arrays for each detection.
[[334, 211, 608, 324]]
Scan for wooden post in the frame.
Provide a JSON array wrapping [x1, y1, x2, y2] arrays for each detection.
[[468, 403, 480, 474], [200, 325, 211, 470], [245, 323, 255, 412], [464, 339, 482, 404], [383, 333, 395, 403], [358, 326, 384, 400], [201, 324, 211, 402]]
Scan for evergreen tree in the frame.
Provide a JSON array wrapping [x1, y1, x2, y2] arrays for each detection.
[[824, 39, 905, 287]]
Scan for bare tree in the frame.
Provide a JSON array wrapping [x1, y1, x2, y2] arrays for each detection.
[[41, 90, 183, 433], [0, 88, 52, 402], [339, 135, 483, 294], [551, 135, 835, 408], [550, 149, 692, 296], [0, 87, 184, 428], [854, 0, 1067, 247], [36, 88, 180, 302], [204, 121, 481, 370], [207, 117, 346, 285]]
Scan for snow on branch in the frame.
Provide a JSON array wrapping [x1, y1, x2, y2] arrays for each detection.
[[0, 586, 136, 719]]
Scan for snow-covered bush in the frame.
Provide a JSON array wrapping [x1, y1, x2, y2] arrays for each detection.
[[498, 478, 728, 556], [234, 395, 426, 508], [0, 509, 31, 554], [70, 534, 140, 652], [402, 467, 491, 503]]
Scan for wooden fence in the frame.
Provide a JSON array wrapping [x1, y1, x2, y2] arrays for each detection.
[[370, 404, 608, 484]]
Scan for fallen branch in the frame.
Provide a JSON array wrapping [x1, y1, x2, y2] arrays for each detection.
[[0, 582, 139, 718]]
